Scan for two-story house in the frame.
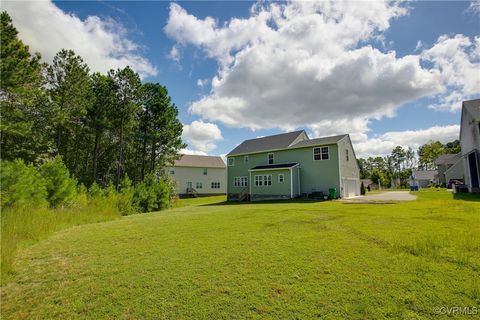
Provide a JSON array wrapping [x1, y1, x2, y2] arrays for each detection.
[[460, 99, 480, 192], [167, 154, 226, 197], [226, 130, 360, 201]]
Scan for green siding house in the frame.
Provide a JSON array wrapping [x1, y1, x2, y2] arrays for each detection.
[[226, 130, 360, 201]]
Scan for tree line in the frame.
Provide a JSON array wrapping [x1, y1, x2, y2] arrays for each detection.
[[1, 11, 185, 192], [358, 140, 460, 188]]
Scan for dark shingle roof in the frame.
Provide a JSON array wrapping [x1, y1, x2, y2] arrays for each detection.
[[435, 153, 461, 165], [250, 163, 299, 170], [463, 99, 480, 121], [174, 155, 225, 168], [289, 134, 348, 148], [227, 130, 306, 156]]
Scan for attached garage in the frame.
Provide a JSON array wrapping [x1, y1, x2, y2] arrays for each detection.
[[343, 179, 359, 198]]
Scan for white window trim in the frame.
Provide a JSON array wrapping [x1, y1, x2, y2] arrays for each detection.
[[278, 173, 284, 183], [228, 157, 235, 166], [267, 152, 274, 165], [313, 146, 330, 161], [234, 176, 248, 187], [255, 174, 272, 187]]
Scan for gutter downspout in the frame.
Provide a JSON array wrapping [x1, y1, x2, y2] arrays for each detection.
[[290, 167, 293, 199]]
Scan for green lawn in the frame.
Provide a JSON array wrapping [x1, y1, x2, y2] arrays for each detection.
[[1, 190, 479, 319]]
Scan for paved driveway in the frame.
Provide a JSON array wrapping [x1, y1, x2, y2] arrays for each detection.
[[341, 191, 417, 203]]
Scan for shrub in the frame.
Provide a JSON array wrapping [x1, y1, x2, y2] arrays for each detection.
[[360, 182, 366, 195], [88, 181, 104, 198], [40, 156, 77, 207], [0, 159, 48, 208], [133, 174, 175, 213], [117, 175, 137, 216]]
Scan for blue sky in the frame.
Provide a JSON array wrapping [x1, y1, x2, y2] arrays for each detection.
[[5, 1, 480, 158]]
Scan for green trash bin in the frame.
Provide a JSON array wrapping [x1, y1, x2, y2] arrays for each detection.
[[328, 188, 337, 199]]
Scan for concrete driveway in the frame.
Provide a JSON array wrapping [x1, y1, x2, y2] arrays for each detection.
[[341, 191, 417, 203]]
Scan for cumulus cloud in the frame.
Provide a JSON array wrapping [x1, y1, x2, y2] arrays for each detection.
[[353, 125, 460, 158], [165, 1, 442, 132], [421, 34, 480, 112], [180, 148, 208, 156], [467, 0, 480, 15], [182, 120, 223, 153], [196, 78, 209, 88], [3, 0, 157, 78]]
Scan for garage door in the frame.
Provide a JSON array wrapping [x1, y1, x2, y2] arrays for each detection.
[[345, 179, 357, 198]]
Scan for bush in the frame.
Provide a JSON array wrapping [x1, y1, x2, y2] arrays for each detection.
[[0, 159, 48, 208], [360, 182, 366, 195], [133, 174, 175, 213], [88, 181, 104, 198], [40, 156, 77, 207], [117, 175, 137, 216]]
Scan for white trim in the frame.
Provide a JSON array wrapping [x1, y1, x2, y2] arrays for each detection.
[[254, 174, 272, 187], [313, 146, 329, 161], [248, 163, 299, 172], [233, 176, 248, 187], [278, 173, 285, 183], [249, 171, 252, 196], [290, 167, 293, 198], [267, 152, 274, 165], [338, 142, 342, 198], [297, 167, 301, 195]]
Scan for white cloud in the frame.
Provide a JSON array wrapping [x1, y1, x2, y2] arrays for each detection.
[[165, 1, 442, 133], [467, 0, 480, 15], [182, 120, 223, 153], [168, 45, 181, 64], [421, 34, 480, 112], [196, 78, 209, 88], [353, 125, 460, 158], [180, 148, 208, 156], [3, 0, 157, 78]]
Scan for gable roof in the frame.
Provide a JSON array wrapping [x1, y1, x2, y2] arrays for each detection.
[[289, 134, 348, 148], [463, 99, 480, 121], [227, 130, 306, 156], [435, 153, 461, 165], [412, 170, 437, 180], [227, 131, 348, 156], [173, 154, 225, 168]]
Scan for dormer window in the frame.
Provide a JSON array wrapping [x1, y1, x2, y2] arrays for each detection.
[[268, 153, 274, 165]]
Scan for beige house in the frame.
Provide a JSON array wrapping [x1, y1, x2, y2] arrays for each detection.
[[167, 155, 226, 197]]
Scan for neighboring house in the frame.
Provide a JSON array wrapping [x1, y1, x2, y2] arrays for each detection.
[[226, 130, 360, 201], [435, 153, 462, 184], [444, 158, 464, 188], [167, 155, 226, 197], [411, 170, 438, 188], [459, 99, 480, 193], [360, 179, 377, 190]]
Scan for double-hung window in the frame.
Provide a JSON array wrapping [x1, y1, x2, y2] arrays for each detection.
[[244, 155, 249, 163], [228, 158, 234, 166], [255, 174, 272, 186], [313, 146, 329, 160], [196, 182, 203, 189], [203, 168, 208, 175], [345, 149, 349, 161], [278, 174, 284, 183], [234, 176, 248, 187], [268, 153, 274, 165]]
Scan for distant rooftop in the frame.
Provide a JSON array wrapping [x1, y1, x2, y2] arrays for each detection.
[[227, 130, 348, 156], [435, 153, 461, 165], [173, 154, 225, 168]]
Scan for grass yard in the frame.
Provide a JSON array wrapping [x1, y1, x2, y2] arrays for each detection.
[[1, 190, 479, 319]]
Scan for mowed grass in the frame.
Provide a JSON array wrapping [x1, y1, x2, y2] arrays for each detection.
[[1, 190, 479, 319]]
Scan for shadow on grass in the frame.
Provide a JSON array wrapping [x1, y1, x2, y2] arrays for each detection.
[[453, 192, 480, 202], [200, 198, 328, 206]]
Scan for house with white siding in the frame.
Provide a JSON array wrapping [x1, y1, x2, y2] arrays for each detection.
[[167, 155, 226, 197]]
